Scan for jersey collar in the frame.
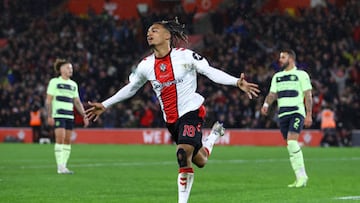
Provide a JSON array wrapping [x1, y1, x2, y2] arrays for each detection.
[[284, 66, 297, 72]]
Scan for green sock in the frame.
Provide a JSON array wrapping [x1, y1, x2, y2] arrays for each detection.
[[54, 143, 64, 168], [62, 144, 71, 168], [287, 140, 307, 179]]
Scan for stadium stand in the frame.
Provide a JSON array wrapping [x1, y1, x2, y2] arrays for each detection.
[[0, 0, 358, 146]]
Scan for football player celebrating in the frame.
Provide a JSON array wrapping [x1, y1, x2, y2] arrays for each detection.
[[86, 18, 259, 203]]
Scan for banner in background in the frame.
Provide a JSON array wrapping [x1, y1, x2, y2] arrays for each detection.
[[0, 128, 323, 146], [181, 0, 223, 14], [66, 0, 155, 19], [66, 0, 223, 19]]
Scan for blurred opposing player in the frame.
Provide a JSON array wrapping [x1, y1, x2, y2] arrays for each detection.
[[46, 59, 89, 174], [261, 49, 313, 188], [86, 18, 259, 203]]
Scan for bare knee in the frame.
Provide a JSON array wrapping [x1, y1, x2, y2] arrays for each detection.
[[192, 149, 208, 168], [194, 161, 206, 168]]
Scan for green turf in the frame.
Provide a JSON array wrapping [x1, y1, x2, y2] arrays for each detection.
[[0, 144, 359, 203]]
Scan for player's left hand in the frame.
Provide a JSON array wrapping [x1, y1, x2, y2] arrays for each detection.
[[237, 73, 260, 99]]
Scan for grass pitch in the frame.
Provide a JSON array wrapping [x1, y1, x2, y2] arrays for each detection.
[[0, 143, 359, 203]]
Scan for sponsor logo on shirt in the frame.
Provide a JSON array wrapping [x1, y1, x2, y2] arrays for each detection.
[[151, 79, 184, 91]]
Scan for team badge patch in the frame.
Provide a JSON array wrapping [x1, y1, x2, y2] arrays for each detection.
[[160, 63, 166, 72], [192, 52, 203, 60]]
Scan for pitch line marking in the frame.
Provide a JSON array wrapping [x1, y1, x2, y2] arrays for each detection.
[[333, 196, 360, 200], [1, 157, 360, 170]]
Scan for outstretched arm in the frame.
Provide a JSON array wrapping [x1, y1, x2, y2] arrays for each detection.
[[85, 101, 106, 122], [198, 65, 259, 99], [86, 83, 141, 122], [236, 73, 260, 99], [86, 71, 147, 122]]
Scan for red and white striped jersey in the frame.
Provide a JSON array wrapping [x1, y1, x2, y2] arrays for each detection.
[[102, 48, 239, 123]]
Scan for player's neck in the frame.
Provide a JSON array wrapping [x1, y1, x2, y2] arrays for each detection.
[[285, 65, 295, 71], [60, 75, 70, 80], [153, 44, 171, 58]]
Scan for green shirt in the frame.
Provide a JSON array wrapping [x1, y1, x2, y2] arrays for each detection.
[[269, 67, 312, 118], [46, 76, 79, 119]]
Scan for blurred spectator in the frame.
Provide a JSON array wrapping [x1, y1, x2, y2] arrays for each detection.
[[29, 102, 42, 143], [318, 104, 338, 146], [139, 101, 155, 128], [0, 0, 359, 144]]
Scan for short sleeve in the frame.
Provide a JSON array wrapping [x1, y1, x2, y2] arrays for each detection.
[[300, 72, 312, 91], [269, 74, 277, 93], [73, 81, 80, 98], [46, 79, 56, 95]]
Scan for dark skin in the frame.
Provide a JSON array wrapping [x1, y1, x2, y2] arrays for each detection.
[[86, 23, 260, 168]]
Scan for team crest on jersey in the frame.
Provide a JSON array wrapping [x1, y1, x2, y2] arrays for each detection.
[[160, 63, 166, 72], [192, 52, 203, 60]]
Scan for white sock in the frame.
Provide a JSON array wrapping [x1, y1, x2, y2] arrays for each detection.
[[178, 168, 194, 203], [287, 140, 307, 179], [54, 143, 64, 170], [62, 144, 71, 168], [203, 132, 220, 156]]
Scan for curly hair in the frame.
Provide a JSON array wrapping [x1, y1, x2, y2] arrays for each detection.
[[153, 17, 188, 47]]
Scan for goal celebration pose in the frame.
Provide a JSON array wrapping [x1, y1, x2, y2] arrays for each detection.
[[86, 18, 260, 202]]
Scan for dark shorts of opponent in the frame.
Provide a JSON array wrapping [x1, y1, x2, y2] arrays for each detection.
[[54, 118, 74, 130], [279, 113, 304, 139]]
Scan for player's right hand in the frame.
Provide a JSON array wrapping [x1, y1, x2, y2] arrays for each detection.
[[86, 101, 106, 122]]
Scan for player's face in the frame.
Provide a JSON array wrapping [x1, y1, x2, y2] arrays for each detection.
[[279, 52, 290, 69], [147, 24, 171, 48], [60, 63, 73, 78]]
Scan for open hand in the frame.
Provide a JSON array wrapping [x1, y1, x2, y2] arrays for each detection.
[[85, 101, 106, 122], [237, 73, 260, 99]]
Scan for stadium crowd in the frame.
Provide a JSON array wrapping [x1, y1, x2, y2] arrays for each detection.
[[0, 0, 359, 146]]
